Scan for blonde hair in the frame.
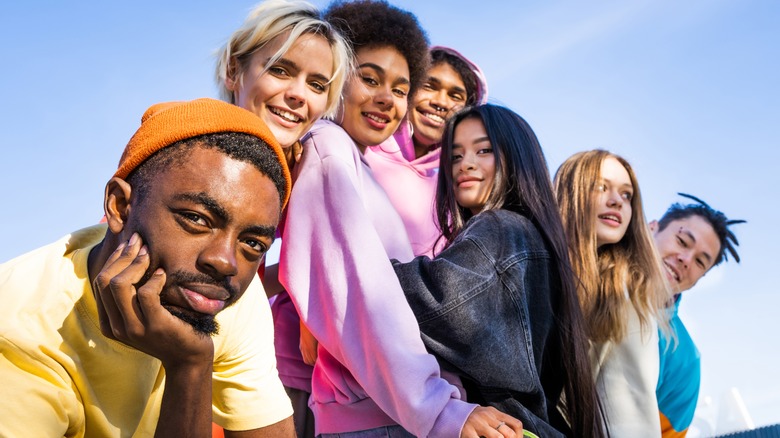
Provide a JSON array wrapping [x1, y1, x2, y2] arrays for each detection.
[[214, 0, 353, 118], [554, 149, 672, 344]]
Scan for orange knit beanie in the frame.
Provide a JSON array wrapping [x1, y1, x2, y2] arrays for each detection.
[[114, 98, 291, 207]]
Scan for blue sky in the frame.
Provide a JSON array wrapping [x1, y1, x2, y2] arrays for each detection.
[[1, 0, 777, 432]]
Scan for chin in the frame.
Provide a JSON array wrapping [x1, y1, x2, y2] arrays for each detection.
[[165, 306, 220, 337]]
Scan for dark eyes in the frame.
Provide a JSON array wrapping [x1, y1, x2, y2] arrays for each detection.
[[180, 212, 207, 227], [361, 76, 378, 87], [242, 238, 268, 255], [268, 66, 288, 77], [392, 88, 407, 98]]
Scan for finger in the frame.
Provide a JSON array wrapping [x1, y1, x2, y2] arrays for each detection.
[[500, 416, 523, 437], [111, 244, 152, 319], [101, 242, 151, 340], [95, 239, 140, 338], [98, 233, 142, 283], [496, 421, 517, 438], [135, 268, 168, 328]]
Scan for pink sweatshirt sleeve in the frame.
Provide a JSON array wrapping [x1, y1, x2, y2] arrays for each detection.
[[279, 124, 476, 437]]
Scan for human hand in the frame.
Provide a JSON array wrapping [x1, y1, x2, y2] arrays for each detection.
[[299, 320, 318, 366], [92, 233, 214, 370], [461, 406, 523, 438], [282, 141, 304, 170]]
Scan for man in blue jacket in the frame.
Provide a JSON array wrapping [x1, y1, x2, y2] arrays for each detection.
[[650, 193, 745, 437]]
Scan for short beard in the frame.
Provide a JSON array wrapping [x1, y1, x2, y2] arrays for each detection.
[[164, 305, 219, 337], [138, 268, 237, 337]]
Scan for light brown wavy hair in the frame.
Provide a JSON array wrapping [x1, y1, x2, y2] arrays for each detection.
[[554, 149, 671, 344]]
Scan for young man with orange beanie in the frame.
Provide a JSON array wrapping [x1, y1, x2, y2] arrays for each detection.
[[0, 98, 295, 437]]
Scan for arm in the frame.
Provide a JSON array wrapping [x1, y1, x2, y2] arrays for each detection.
[[92, 234, 213, 437]]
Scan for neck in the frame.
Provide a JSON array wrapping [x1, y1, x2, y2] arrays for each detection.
[[412, 136, 433, 159]]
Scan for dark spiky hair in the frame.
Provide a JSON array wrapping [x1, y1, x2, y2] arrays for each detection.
[[657, 193, 746, 267]]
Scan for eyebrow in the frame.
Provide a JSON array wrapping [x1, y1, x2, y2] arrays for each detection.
[[452, 136, 491, 149], [269, 57, 332, 84], [359, 62, 410, 86], [600, 177, 633, 190], [175, 192, 229, 222], [173, 192, 278, 238]]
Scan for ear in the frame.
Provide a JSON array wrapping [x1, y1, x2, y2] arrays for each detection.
[[648, 220, 659, 233], [224, 57, 241, 93], [104, 177, 133, 236]]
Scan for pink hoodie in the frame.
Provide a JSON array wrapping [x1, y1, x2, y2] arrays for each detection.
[[364, 46, 488, 257]]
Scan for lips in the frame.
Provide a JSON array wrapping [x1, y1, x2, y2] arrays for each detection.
[[362, 111, 391, 129], [178, 285, 230, 316], [418, 108, 445, 126], [662, 260, 681, 284], [598, 212, 622, 226], [457, 175, 481, 187], [269, 106, 303, 124]]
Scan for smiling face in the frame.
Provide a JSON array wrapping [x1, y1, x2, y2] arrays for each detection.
[[340, 45, 410, 152], [409, 62, 468, 152], [125, 146, 281, 334], [227, 32, 334, 148], [451, 117, 496, 214], [593, 156, 634, 248], [651, 215, 721, 293]]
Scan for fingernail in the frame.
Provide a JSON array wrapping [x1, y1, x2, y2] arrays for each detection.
[[138, 245, 148, 256], [129, 233, 139, 246], [154, 268, 165, 276], [116, 241, 127, 252]]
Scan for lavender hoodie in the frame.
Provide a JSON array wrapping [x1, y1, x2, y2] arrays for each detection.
[[278, 120, 476, 436]]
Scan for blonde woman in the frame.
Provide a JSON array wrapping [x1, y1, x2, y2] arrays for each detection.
[[215, 0, 351, 153], [554, 149, 672, 436]]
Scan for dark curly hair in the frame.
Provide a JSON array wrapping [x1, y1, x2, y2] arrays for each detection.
[[431, 49, 479, 106], [657, 193, 746, 267], [325, 0, 430, 95]]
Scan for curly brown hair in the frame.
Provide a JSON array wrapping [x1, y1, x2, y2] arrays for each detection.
[[325, 0, 430, 95]]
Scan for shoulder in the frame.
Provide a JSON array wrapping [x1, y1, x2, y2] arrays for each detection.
[[465, 210, 544, 244], [301, 120, 356, 161], [458, 210, 550, 261]]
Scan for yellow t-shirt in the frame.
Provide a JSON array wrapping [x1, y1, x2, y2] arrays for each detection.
[[0, 225, 292, 437]]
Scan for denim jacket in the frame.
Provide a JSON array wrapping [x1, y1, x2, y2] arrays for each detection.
[[393, 209, 571, 437]]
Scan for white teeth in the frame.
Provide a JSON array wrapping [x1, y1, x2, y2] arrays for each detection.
[[599, 214, 620, 223], [270, 107, 301, 123], [424, 112, 444, 123], [365, 113, 388, 123], [663, 262, 680, 282]]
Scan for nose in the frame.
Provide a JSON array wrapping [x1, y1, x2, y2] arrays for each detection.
[[606, 190, 623, 208], [198, 235, 239, 278], [677, 251, 692, 270], [460, 153, 477, 171], [430, 90, 449, 112], [373, 85, 393, 109], [285, 78, 306, 107]]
